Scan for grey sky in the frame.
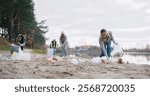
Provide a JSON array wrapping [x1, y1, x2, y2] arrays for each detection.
[[34, 0, 150, 48]]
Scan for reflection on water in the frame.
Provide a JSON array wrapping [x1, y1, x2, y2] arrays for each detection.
[[123, 52, 150, 65]]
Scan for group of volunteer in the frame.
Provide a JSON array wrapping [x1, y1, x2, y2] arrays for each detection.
[[50, 29, 118, 61], [49, 31, 69, 57], [10, 28, 119, 62]]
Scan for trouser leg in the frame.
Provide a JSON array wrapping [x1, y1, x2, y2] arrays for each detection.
[[106, 42, 112, 57], [21, 46, 23, 51], [100, 44, 107, 57]]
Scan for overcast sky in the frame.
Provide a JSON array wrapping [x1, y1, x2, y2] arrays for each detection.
[[33, 0, 150, 48]]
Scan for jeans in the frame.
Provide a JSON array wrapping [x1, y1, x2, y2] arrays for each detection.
[[61, 45, 68, 56], [20, 46, 24, 51], [53, 48, 56, 55], [100, 42, 112, 57]]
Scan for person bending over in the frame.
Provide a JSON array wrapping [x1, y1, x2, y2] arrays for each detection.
[[99, 29, 118, 59]]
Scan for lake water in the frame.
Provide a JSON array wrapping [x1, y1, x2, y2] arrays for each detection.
[[123, 53, 150, 65]]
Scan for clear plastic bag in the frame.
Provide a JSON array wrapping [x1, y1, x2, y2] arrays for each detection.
[[91, 57, 101, 64], [11, 47, 31, 61], [111, 45, 124, 57], [70, 58, 79, 65]]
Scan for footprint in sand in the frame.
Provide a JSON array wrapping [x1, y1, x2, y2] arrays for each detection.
[[144, 69, 150, 72], [130, 77, 135, 79], [101, 71, 107, 74], [62, 72, 73, 76]]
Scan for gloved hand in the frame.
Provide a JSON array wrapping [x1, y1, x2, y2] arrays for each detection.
[[107, 57, 111, 64], [20, 44, 25, 46]]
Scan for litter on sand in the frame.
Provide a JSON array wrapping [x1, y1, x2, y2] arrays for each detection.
[[10, 44, 20, 54], [91, 57, 101, 64], [91, 56, 124, 64], [68, 56, 87, 65], [0, 56, 11, 61], [69, 58, 79, 65], [55, 56, 63, 61], [11, 48, 31, 61]]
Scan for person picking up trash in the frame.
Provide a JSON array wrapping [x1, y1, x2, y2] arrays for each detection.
[[17, 32, 26, 51], [59, 31, 69, 57], [99, 29, 118, 62], [50, 39, 57, 55]]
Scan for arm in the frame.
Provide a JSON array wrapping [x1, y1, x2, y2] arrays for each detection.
[[109, 31, 118, 45]]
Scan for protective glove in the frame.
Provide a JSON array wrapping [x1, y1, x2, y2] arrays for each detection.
[[107, 57, 111, 64]]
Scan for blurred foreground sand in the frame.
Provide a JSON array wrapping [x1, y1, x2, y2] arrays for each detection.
[[0, 50, 150, 79]]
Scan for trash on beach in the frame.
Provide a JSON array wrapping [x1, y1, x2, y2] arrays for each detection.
[[91, 57, 115, 64], [111, 45, 124, 57], [69, 58, 79, 65], [117, 58, 124, 64], [0, 54, 11, 61], [55, 56, 63, 61], [11, 48, 31, 61], [78, 59, 86, 63], [91, 57, 101, 64], [47, 57, 57, 63], [0, 56, 10, 61], [69, 55, 75, 58], [10, 44, 20, 54], [101, 57, 109, 64]]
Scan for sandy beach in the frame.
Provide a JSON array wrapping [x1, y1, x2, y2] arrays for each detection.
[[0, 50, 150, 79]]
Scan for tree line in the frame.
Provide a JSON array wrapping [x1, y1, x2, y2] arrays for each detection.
[[0, 0, 48, 48]]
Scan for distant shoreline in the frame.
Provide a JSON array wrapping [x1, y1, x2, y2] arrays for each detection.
[[124, 52, 150, 55]]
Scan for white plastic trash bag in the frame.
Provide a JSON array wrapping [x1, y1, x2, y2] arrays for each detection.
[[11, 48, 31, 61], [10, 44, 20, 54], [55, 56, 63, 61], [91, 57, 101, 64], [111, 45, 124, 57], [101, 56, 108, 61], [78, 59, 86, 63], [69, 58, 79, 65]]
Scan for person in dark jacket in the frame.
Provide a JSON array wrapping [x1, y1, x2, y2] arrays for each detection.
[[50, 39, 57, 55], [17, 33, 26, 51]]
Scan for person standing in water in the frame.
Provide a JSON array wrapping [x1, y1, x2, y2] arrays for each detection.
[[59, 31, 69, 57], [99, 29, 118, 59]]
